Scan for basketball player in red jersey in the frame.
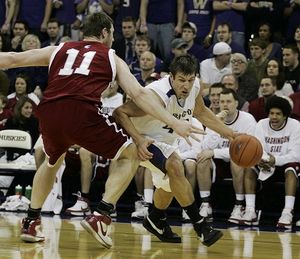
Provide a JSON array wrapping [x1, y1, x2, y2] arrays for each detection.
[[0, 12, 202, 248]]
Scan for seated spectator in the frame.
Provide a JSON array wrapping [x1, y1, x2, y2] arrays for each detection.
[[209, 22, 246, 56], [248, 77, 277, 122], [41, 18, 61, 47], [200, 42, 232, 95], [207, 83, 225, 115], [231, 53, 259, 101], [162, 38, 188, 73], [221, 74, 249, 112], [282, 44, 300, 92], [134, 51, 157, 86], [112, 16, 137, 66], [264, 58, 293, 97], [241, 96, 300, 230], [5, 96, 39, 161], [9, 20, 29, 52], [6, 73, 40, 113], [131, 34, 163, 76], [257, 22, 282, 60], [197, 88, 256, 223], [181, 21, 208, 63], [0, 94, 13, 130], [246, 38, 269, 87]]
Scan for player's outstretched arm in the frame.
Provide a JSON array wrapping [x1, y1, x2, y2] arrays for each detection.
[[114, 54, 202, 142], [0, 46, 56, 69]]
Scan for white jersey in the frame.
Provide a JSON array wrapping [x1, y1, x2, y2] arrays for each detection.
[[101, 92, 123, 115], [202, 111, 257, 161], [255, 118, 300, 166], [177, 117, 204, 160], [131, 75, 201, 145]]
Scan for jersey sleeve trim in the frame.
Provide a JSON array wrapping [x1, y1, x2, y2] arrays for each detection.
[[49, 43, 65, 72], [108, 49, 116, 83]]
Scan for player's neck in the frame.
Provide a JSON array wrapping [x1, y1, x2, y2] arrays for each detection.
[[83, 36, 104, 44]]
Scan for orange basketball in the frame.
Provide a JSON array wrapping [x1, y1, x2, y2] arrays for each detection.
[[229, 134, 263, 168]]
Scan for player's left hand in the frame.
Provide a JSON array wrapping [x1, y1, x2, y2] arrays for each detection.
[[136, 137, 154, 161]]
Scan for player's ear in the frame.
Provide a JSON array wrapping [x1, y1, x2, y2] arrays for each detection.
[[100, 28, 108, 39], [170, 73, 174, 81]]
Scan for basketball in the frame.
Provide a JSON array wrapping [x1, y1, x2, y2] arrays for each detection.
[[229, 134, 263, 168]]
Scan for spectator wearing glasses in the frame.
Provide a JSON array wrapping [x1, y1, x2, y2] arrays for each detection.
[[231, 53, 259, 102]]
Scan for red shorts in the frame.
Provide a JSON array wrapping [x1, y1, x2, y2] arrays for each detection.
[[36, 99, 131, 165]]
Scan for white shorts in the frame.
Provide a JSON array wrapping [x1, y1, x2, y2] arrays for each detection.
[[140, 141, 177, 192]]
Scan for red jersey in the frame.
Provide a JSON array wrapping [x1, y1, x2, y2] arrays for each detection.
[[43, 41, 116, 105]]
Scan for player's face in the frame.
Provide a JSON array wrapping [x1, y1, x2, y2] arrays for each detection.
[[219, 93, 238, 116], [269, 108, 286, 130], [15, 77, 27, 95], [21, 101, 33, 118], [170, 72, 196, 99]]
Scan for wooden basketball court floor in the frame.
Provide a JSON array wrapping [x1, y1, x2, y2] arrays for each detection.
[[1, 212, 300, 259]]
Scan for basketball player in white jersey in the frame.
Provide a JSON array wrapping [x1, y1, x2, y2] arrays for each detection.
[[113, 55, 237, 247], [241, 95, 300, 229], [197, 88, 257, 224]]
